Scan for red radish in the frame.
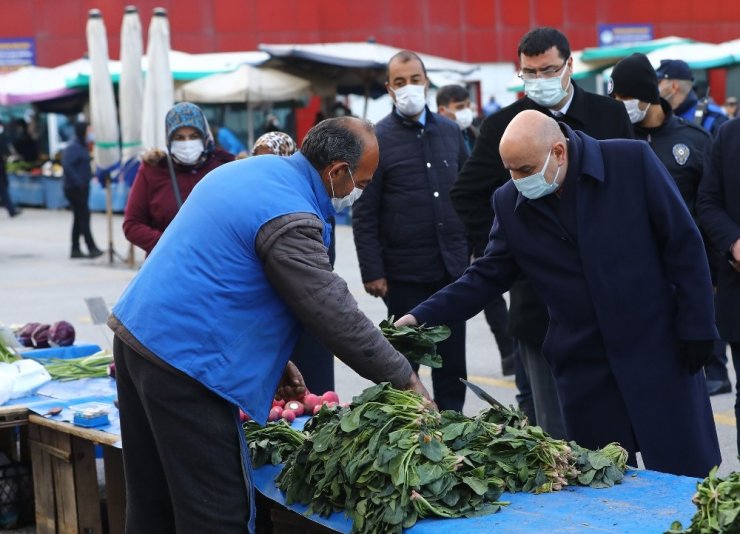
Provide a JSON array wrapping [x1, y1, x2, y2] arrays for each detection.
[[272, 398, 285, 408], [303, 393, 321, 413], [268, 406, 283, 421], [239, 410, 251, 422], [313, 405, 323, 415], [322, 391, 340, 404], [285, 400, 304, 417], [325, 401, 338, 408], [282, 409, 296, 423], [340, 402, 350, 408]]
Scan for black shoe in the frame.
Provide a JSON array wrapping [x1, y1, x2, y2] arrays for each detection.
[[706, 379, 732, 396], [9, 208, 21, 217], [70, 249, 87, 259], [88, 248, 104, 259]]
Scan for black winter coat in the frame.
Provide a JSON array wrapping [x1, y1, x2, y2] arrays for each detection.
[[352, 108, 469, 284], [450, 82, 634, 343], [697, 117, 740, 341]]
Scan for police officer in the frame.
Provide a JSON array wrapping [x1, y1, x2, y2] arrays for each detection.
[[609, 53, 731, 396], [656, 59, 728, 137]]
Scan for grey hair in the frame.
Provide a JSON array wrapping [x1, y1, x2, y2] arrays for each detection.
[[300, 117, 374, 172]]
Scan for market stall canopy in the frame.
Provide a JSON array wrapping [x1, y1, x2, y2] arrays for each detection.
[[258, 41, 479, 97], [65, 50, 270, 88], [175, 64, 311, 104], [0, 62, 86, 105], [600, 40, 740, 79], [580, 36, 695, 63]]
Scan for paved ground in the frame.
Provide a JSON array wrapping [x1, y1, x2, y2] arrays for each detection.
[[1, 207, 737, 477]]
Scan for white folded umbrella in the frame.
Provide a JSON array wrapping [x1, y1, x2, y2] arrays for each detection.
[[119, 5, 144, 180], [141, 7, 173, 151]]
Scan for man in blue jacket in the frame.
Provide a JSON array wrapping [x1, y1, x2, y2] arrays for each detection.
[[352, 51, 470, 411], [396, 110, 721, 478], [108, 117, 432, 533]]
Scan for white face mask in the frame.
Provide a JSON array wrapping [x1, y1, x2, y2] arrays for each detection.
[[622, 99, 650, 124], [523, 64, 570, 108], [390, 84, 427, 117], [170, 139, 204, 165], [511, 149, 561, 199], [454, 108, 474, 130], [330, 167, 363, 212]]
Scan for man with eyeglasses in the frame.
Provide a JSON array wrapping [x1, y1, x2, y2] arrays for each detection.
[[449, 27, 633, 439]]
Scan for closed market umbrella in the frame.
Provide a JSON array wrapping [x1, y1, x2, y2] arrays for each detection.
[[86, 9, 121, 180], [119, 5, 144, 186], [86, 9, 122, 263], [141, 7, 173, 151]]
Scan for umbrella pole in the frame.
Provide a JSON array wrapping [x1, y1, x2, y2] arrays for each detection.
[[363, 82, 370, 119], [104, 173, 125, 265], [246, 100, 255, 151]]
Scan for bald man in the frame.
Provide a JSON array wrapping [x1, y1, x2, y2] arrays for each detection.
[[396, 110, 720, 478]]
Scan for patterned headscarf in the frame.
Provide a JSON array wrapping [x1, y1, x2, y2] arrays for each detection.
[[165, 102, 215, 154], [252, 131, 297, 157]]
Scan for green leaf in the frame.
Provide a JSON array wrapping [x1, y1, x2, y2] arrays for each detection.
[[419, 435, 446, 462], [463, 476, 490, 496], [417, 463, 445, 486]]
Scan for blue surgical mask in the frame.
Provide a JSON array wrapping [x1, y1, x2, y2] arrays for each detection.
[[523, 67, 569, 108], [512, 150, 561, 199], [330, 167, 363, 212]]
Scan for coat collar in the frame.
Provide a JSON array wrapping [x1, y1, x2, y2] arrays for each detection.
[[523, 81, 590, 128], [390, 105, 434, 129]]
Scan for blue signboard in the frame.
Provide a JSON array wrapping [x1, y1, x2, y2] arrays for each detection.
[[0, 37, 35, 72], [598, 24, 654, 47]]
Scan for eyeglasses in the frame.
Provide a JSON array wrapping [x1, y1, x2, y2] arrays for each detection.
[[518, 59, 569, 81]]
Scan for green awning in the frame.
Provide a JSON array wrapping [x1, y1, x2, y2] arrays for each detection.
[[581, 36, 695, 63]]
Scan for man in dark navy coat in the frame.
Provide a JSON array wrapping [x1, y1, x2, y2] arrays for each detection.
[[698, 116, 740, 455], [397, 110, 721, 478], [352, 50, 470, 411]]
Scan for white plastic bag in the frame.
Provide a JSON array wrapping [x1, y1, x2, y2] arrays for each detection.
[[0, 360, 52, 403]]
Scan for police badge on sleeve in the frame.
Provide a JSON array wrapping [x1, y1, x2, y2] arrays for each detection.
[[672, 144, 690, 165]]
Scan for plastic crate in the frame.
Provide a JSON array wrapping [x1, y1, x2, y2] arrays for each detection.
[[43, 177, 68, 209], [0, 461, 34, 529]]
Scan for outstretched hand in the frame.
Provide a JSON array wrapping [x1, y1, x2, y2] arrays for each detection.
[[275, 361, 306, 401], [394, 314, 418, 327]]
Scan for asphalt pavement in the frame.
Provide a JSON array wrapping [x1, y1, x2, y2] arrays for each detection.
[[1, 206, 737, 476]]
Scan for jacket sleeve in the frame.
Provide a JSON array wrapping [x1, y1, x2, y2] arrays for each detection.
[[697, 125, 740, 256], [256, 213, 414, 388], [123, 165, 162, 255], [411, 192, 521, 326], [351, 162, 386, 282], [641, 143, 717, 340], [450, 114, 511, 255]]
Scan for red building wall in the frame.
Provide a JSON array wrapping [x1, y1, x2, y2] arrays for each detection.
[[1, 0, 738, 68]]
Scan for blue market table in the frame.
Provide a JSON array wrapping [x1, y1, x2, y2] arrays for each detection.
[[254, 463, 699, 533]]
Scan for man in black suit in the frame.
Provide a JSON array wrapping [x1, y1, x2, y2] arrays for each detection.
[[450, 27, 634, 438]]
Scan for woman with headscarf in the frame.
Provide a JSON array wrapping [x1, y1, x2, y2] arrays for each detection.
[[123, 102, 234, 255]]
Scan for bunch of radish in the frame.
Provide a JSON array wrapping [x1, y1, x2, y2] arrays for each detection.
[[239, 390, 345, 423]]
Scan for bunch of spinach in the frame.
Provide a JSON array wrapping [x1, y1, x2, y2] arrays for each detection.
[[666, 467, 740, 534], [569, 441, 628, 489], [379, 317, 451, 368], [243, 420, 306, 468], [277, 383, 506, 533], [273, 383, 629, 534]]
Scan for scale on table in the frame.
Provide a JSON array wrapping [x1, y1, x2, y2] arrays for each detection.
[[85, 296, 113, 348]]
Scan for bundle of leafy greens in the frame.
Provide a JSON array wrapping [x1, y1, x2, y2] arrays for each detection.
[[0, 337, 20, 364], [38, 350, 113, 381], [243, 420, 306, 468], [378, 316, 451, 368], [666, 467, 740, 534], [268, 383, 629, 534]]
